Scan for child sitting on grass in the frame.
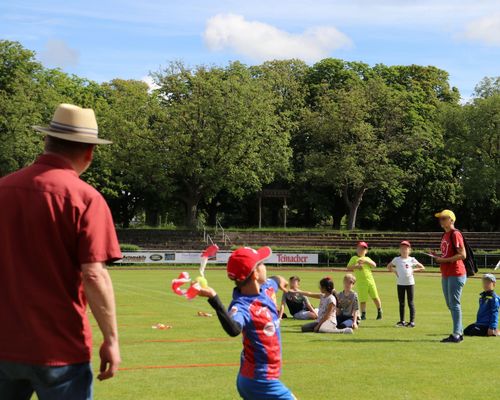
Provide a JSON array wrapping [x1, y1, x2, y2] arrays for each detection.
[[387, 241, 425, 328], [198, 246, 296, 400], [337, 274, 359, 329], [279, 276, 318, 320], [347, 241, 383, 320], [298, 277, 353, 334], [464, 274, 500, 337]]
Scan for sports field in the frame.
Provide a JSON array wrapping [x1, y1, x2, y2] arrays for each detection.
[[86, 268, 499, 400]]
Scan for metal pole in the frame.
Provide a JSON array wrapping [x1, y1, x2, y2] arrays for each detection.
[[283, 197, 287, 229], [258, 195, 262, 229]]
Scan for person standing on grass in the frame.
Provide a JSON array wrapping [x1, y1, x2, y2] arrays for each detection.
[[387, 241, 425, 328], [347, 242, 383, 320], [434, 209, 467, 343], [199, 247, 296, 400], [279, 276, 318, 320], [0, 104, 122, 400]]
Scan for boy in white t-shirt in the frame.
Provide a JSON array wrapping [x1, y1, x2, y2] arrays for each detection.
[[387, 241, 425, 327]]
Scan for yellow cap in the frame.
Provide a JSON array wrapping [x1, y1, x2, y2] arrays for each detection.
[[435, 209, 456, 222]]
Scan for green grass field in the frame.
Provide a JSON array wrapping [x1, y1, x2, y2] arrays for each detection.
[[84, 268, 499, 400]]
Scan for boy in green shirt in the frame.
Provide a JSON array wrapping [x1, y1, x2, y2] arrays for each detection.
[[347, 241, 383, 320]]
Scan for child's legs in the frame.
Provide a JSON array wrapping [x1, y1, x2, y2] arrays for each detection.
[[293, 310, 316, 320], [463, 324, 488, 337], [337, 315, 354, 328], [358, 283, 368, 312], [407, 285, 415, 322], [301, 322, 317, 332], [368, 283, 381, 308], [397, 285, 406, 321], [318, 320, 340, 333], [237, 375, 296, 400]]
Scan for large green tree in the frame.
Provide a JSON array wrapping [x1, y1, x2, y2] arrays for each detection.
[[153, 62, 291, 227]]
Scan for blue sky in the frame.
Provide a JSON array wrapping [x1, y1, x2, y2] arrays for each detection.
[[1, 0, 499, 99]]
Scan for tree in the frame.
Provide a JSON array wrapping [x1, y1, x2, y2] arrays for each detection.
[[303, 77, 407, 229], [153, 62, 291, 227]]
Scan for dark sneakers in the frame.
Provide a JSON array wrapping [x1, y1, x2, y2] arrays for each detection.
[[441, 335, 463, 343], [376, 310, 383, 320], [395, 321, 406, 327], [406, 322, 415, 328]]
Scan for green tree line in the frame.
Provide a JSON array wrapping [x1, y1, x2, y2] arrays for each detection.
[[1, 40, 498, 231]]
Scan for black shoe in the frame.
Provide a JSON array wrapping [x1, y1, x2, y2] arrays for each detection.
[[406, 322, 415, 328], [376, 310, 383, 320], [441, 335, 461, 343], [395, 321, 406, 327], [459, 335, 464, 342], [361, 313, 366, 321]]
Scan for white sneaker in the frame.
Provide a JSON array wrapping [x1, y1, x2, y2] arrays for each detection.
[[343, 328, 353, 334]]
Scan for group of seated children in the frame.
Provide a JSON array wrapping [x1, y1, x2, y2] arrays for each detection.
[[279, 270, 360, 334]]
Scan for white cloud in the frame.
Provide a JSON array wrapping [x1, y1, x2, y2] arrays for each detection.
[[203, 13, 352, 62], [38, 39, 79, 68], [462, 14, 500, 46]]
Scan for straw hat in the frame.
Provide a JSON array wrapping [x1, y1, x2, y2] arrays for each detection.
[[33, 103, 112, 145]]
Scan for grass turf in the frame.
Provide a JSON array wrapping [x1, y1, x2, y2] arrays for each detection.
[[66, 268, 500, 399]]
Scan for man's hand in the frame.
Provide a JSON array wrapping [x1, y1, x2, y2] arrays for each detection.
[[434, 257, 444, 264], [488, 328, 499, 336], [98, 339, 121, 381], [198, 287, 217, 298]]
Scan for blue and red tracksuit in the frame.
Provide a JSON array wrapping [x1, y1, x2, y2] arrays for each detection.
[[228, 279, 294, 399]]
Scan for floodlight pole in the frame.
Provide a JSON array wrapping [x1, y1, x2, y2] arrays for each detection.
[[283, 197, 288, 229], [258, 195, 262, 229]]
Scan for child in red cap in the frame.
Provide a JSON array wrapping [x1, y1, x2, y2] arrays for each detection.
[[387, 241, 425, 327], [347, 241, 383, 320], [199, 247, 296, 400]]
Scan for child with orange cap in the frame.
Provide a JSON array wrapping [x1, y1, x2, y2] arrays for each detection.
[[198, 247, 295, 400]]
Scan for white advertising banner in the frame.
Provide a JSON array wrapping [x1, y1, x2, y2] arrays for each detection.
[[119, 251, 318, 265]]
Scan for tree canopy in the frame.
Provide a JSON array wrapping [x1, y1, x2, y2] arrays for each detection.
[[1, 40, 498, 231]]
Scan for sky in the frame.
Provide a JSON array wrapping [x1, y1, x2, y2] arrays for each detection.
[[1, 0, 499, 99]]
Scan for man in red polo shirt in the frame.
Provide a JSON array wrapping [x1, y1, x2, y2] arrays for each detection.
[[0, 104, 122, 399]]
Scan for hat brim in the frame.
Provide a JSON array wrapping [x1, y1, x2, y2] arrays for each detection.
[[33, 126, 112, 145], [255, 246, 272, 265]]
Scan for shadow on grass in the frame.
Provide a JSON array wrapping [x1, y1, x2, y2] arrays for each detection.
[[308, 338, 438, 343]]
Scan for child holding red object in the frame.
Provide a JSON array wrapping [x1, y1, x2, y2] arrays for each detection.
[[198, 247, 296, 400]]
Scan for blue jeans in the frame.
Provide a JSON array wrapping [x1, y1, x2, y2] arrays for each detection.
[[442, 275, 467, 336], [0, 361, 92, 400]]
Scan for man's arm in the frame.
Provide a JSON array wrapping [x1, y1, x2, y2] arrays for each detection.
[[82, 262, 120, 381], [435, 247, 466, 264]]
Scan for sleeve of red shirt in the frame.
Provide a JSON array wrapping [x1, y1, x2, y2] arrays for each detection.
[[454, 231, 465, 249], [77, 195, 122, 265]]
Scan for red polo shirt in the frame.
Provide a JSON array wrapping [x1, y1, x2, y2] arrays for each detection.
[[0, 154, 122, 366]]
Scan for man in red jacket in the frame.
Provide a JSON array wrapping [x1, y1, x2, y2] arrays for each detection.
[[0, 104, 122, 399], [434, 209, 467, 344]]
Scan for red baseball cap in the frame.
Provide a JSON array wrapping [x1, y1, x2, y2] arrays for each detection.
[[357, 241, 369, 249], [227, 246, 272, 282], [400, 240, 411, 247]]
